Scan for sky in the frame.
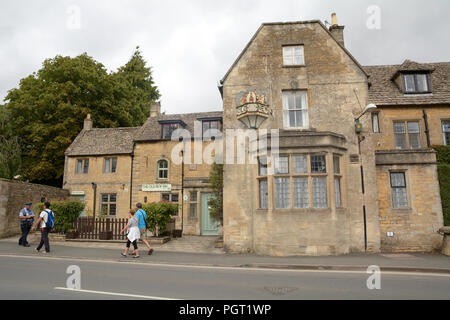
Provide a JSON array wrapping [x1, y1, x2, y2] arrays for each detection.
[[0, 0, 449, 114]]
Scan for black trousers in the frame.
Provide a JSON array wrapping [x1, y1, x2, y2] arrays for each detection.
[[19, 223, 31, 245], [126, 240, 138, 250], [36, 227, 50, 252]]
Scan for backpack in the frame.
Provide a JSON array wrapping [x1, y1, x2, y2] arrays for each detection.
[[44, 209, 55, 229]]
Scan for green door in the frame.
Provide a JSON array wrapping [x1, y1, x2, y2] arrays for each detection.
[[201, 193, 219, 236]]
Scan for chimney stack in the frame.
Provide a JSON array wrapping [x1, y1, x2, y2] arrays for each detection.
[[83, 114, 93, 130], [329, 13, 345, 47], [150, 101, 161, 118]]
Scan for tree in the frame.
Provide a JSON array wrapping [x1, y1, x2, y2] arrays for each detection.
[[2, 49, 160, 186], [208, 162, 224, 225], [0, 107, 21, 179]]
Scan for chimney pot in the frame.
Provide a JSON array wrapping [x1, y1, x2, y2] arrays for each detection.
[[329, 13, 345, 47], [150, 102, 161, 118], [83, 114, 93, 130]]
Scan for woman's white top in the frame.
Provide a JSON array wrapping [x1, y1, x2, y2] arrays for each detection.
[[127, 217, 141, 242]]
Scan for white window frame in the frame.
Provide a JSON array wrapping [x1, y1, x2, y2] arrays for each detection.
[[282, 90, 309, 129], [443, 120, 450, 146], [282, 45, 305, 66]]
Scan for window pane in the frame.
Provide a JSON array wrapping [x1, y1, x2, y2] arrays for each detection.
[[101, 204, 108, 215], [293, 46, 304, 65], [311, 155, 326, 173], [162, 194, 170, 201], [275, 178, 290, 209], [391, 173, 406, 187], [104, 158, 110, 173], [275, 156, 289, 174], [259, 179, 268, 209], [111, 158, 117, 173], [258, 157, 268, 176], [109, 204, 116, 216], [394, 123, 406, 149], [416, 74, 429, 92], [295, 110, 303, 127], [293, 155, 307, 174], [101, 194, 108, 203], [333, 156, 340, 174], [283, 47, 293, 65], [76, 160, 82, 174], [83, 160, 89, 174], [109, 194, 116, 203], [335, 178, 342, 208], [190, 191, 197, 202], [403, 74, 416, 92], [189, 203, 197, 217], [443, 121, 450, 133], [407, 121, 419, 133], [171, 194, 179, 203], [312, 177, 327, 208], [293, 177, 308, 208], [409, 133, 420, 149], [372, 113, 380, 133], [392, 188, 408, 208], [445, 132, 450, 146], [393, 122, 406, 133]]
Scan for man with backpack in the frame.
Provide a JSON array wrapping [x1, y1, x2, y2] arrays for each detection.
[[135, 203, 153, 255], [31, 202, 54, 253]]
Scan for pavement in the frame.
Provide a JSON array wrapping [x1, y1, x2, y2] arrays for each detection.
[[1, 235, 450, 274]]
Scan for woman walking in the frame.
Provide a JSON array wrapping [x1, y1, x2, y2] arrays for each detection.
[[120, 209, 140, 258]]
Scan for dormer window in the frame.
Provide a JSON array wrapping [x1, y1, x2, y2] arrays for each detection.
[[402, 73, 430, 94], [202, 119, 222, 139], [159, 120, 186, 140]]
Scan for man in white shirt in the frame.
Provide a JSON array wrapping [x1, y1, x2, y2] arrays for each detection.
[[31, 202, 52, 253]]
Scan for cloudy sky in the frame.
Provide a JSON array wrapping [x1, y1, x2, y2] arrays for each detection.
[[0, 0, 449, 114]]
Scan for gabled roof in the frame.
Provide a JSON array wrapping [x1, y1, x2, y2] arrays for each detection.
[[220, 20, 368, 83], [364, 61, 450, 106], [134, 111, 223, 142], [65, 127, 139, 156]]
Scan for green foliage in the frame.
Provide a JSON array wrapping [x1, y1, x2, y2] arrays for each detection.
[[38, 200, 85, 233], [437, 164, 450, 226], [142, 201, 178, 236], [432, 145, 450, 164], [0, 108, 21, 179], [433, 146, 450, 226], [208, 162, 223, 224], [2, 48, 160, 186]]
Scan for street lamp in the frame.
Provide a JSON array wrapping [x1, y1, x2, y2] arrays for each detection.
[[355, 104, 377, 133]]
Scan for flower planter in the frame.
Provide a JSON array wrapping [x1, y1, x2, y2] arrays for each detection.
[[99, 230, 113, 240]]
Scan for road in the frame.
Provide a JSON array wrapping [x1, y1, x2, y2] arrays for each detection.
[[1, 255, 450, 300]]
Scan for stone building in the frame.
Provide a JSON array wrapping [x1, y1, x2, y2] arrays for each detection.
[[63, 15, 449, 255]]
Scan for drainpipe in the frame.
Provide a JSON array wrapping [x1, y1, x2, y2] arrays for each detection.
[[181, 147, 185, 236], [130, 142, 136, 209], [423, 109, 431, 148], [91, 182, 97, 219]]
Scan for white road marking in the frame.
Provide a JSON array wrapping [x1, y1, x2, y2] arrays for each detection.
[[1, 254, 450, 277], [54, 287, 180, 300]]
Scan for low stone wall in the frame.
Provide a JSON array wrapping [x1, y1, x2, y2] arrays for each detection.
[[0, 178, 69, 238]]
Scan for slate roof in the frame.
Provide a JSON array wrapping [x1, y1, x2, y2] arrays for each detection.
[[134, 111, 223, 142], [65, 127, 139, 156], [364, 60, 450, 106]]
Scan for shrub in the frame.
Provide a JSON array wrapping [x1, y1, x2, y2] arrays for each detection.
[[432, 146, 450, 226], [38, 200, 85, 233], [142, 201, 178, 236]]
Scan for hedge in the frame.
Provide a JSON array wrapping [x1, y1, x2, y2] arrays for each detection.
[[38, 200, 85, 233], [142, 201, 178, 236], [432, 146, 450, 226]]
